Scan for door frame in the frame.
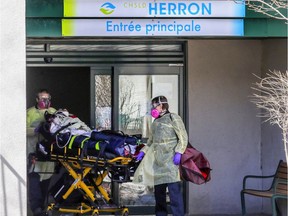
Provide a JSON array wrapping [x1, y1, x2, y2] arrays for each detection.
[[90, 63, 186, 215]]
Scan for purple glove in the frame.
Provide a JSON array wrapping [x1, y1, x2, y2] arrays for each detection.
[[34, 125, 41, 133], [136, 151, 145, 161], [173, 152, 182, 165]]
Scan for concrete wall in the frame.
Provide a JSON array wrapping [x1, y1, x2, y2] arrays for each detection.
[[0, 0, 27, 216], [187, 40, 263, 214], [261, 39, 287, 214], [0, 2, 286, 214]]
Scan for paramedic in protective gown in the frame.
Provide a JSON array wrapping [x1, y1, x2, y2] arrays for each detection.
[[133, 95, 188, 216], [27, 89, 56, 216]]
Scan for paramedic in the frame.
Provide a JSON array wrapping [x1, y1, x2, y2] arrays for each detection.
[[27, 89, 56, 216], [133, 95, 188, 216]]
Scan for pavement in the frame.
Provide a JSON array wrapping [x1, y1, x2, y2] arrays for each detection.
[[53, 214, 269, 216], [28, 210, 270, 216], [27, 204, 270, 216], [45, 215, 270, 216]]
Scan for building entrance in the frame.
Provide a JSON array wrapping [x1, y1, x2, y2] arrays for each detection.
[[26, 40, 187, 215]]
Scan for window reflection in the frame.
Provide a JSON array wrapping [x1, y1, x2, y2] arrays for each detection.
[[119, 76, 150, 136], [119, 75, 178, 138], [120, 183, 155, 206], [95, 75, 112, 130], [118, 74, 178, 206]]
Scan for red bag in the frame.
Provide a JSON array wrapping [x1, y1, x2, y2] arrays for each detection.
[[180, 143, 211, 185]]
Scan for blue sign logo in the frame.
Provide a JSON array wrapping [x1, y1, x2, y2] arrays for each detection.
[[100, 2, 116, 15]]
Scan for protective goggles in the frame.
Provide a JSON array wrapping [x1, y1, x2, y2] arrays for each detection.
[[38, 95, 51, 100], [151, 103, 161, 109], [151, 96, 167, 109]]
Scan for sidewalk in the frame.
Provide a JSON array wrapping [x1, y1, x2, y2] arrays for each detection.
[[53, 214, 271, 216], [28, 208, 270, 215], [28, 207, 271, 216], [28, 211, 270, 216]]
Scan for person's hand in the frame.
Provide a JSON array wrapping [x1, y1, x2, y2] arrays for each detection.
[[34, 125, 41, 133], [173, 152, 182, 165], [136, 151, 145, 161]]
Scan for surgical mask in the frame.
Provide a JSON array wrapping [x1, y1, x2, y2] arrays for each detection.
[[37, 98, 51, 109]]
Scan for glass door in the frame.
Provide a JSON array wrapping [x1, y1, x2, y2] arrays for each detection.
[[117, 74, 178, 136], [90, 68, 113, 130], [91, 64, 184, 214]]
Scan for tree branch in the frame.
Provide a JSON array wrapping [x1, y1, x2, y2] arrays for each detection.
[[251, 70, 288, 161]]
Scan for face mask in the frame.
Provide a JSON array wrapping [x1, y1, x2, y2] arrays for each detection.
[[150, 96, 168, 118], [37, 98, 51, 109], [151, 108, 160, 118]]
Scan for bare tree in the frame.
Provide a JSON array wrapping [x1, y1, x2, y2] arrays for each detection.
[[94, 76, 141, 131], [95, 75, 112, 129], [119, 78, 141, 131], [95, 75, 111, 107], [235, 0, 288, 22], [251, 70, 288, 161]]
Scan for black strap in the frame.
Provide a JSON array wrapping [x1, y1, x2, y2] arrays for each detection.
[[79, 139, 90, 179]]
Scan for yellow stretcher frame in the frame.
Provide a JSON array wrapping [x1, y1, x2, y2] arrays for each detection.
[[45, 144, 133, 216]]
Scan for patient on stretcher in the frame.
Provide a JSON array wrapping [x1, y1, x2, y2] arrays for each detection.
[[36, 109, 143, 160]]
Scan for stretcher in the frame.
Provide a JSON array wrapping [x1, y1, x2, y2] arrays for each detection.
[[43, 142, 138, 216], [32, 110, 142, 215]]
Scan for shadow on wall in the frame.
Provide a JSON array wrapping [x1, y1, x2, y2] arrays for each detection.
[[0, 154, 26, 216]]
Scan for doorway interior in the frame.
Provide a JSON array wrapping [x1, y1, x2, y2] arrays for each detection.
[[26, 40, 187, 215]]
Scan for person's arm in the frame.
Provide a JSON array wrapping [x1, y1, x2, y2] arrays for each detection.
[[171, 114, 188, 154], [140, 126, 153, 154], [26, 109, 36, 136], [48, 107, 57, 114]]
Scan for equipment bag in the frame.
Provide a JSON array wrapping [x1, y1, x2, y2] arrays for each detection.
[[180, 143, 211, 185], [49, 169, 84, 204]]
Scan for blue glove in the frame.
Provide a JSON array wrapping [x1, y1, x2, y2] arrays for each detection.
[[136, 151, 145, 161], [173, 152, 182, 165]]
